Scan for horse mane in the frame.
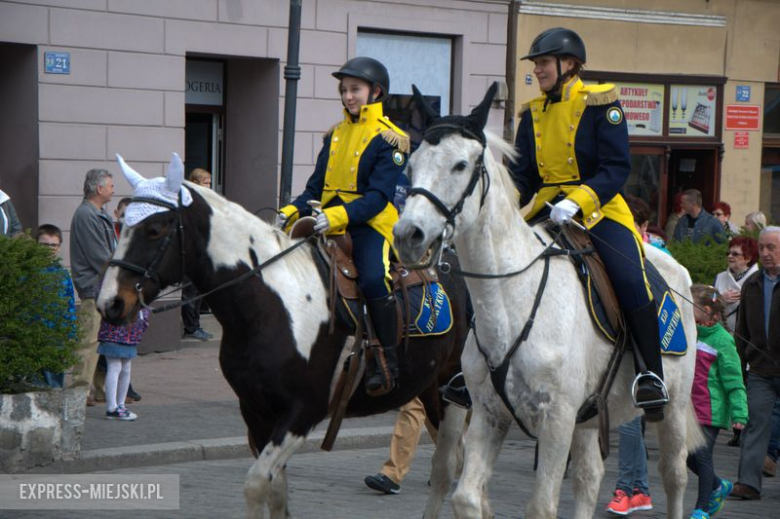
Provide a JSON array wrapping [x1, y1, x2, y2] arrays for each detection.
[[484, 131, 522, 215], [184, 181, 313, 277]]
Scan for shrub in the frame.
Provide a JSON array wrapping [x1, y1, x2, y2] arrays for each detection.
[[667, 238, 729, 285], [0, 235, 79, 393]]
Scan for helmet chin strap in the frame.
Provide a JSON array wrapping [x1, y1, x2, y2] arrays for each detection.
[[543, 57, 568, 111]]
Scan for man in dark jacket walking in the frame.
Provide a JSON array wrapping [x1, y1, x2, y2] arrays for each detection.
[[732, 226, 780, 500], [672, 189, 726, 244], [68, 169, 116, 394]]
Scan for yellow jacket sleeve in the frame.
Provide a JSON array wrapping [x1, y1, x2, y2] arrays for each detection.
[[322, 206, 349, 234]]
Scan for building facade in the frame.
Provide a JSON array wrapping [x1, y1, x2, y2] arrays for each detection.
[[0, 0, 509, 350], [510, 0, 780, 228]]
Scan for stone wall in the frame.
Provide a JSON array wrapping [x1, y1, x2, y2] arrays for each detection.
[[0, 386, 88, 473]]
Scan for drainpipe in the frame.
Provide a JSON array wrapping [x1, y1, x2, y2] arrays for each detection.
[[504, 0, 520, 144], [279, 0, 302, 207]]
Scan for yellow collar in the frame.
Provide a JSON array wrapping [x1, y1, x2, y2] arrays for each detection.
[[541, 76, 583, 102], [342, 101, 386, 125]]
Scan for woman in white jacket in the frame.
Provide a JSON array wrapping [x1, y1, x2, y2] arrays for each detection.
[[714, 235, 759, 333]]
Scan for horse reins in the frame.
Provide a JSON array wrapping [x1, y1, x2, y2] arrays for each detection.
[[108, 194, 312, 315]]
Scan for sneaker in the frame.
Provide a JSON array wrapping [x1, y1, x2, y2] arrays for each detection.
[[690, 509, 710, 519], [183, 328, 212, 341], [364, 473, 400, 495], [105, 405, 137, 421], [629, 489, 653, 512], [705, 478, 732, 515], [606, 489, 631, 515]]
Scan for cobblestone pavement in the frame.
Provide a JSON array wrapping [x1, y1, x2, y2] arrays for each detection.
[[7, 436, 779, 518]]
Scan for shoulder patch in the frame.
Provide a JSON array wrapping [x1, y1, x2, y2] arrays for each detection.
[[583, 84, 619, 106], [606, 106, 623, 125], [392, 149, 405, 166]]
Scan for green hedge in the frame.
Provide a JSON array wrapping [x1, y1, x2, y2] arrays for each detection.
[[666, 238, 729, 285], [0, 235, 80, 393]]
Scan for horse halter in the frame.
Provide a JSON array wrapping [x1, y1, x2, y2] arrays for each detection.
[[407, 123, 490, 231], [107, 193, 186, 302]]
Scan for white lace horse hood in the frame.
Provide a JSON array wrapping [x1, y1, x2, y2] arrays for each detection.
[[116, 153, 193, 226]]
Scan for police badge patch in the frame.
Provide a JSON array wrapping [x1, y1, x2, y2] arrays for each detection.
[[392, 150, 405, 166], [606, 107, 623, 125]]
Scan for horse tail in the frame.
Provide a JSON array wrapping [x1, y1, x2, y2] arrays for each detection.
[[685, 400, 706, 453]]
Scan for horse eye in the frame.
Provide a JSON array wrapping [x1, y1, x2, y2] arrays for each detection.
[[146, 222, 165, 238], [453, 160, 469, 172]]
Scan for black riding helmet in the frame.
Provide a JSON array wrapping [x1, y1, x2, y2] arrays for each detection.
[[522, 28, 586, 96], [332, 57, 390, 102]]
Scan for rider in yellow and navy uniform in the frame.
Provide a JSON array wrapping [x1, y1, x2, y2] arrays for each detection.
[[510, 28, 669, 421], [279, 57, 409, 395]]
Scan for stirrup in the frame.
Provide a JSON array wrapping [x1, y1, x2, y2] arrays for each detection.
[[631, 371, 669, 409], [440, 372, 472, 410]]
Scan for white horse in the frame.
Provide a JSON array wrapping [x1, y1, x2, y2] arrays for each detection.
[[393, 85, 702, 519]]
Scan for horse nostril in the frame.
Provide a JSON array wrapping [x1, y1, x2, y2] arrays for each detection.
[[106, 296, 125, 323], [410, 226, 425, 246]]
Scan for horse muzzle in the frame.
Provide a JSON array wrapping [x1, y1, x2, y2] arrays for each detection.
[[394, 219, 442, 269], [98, 290, 140, 326]]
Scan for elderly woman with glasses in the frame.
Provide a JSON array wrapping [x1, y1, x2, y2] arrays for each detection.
[[714, 235, 759, 333], [712, 201, 740, 238]]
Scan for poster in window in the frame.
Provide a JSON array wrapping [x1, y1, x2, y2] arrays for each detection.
[[669, 85, 717, 137], [614, 82, 664, 136]]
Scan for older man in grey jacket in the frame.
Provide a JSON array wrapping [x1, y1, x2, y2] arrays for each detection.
[[68, 169, 116, 390]]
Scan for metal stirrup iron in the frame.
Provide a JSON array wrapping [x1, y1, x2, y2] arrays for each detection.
[[630, 371, 669, 409]]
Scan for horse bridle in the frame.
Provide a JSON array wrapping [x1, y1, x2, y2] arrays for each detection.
[[107, 193, 186, 304], [406, 124, 491, 250]]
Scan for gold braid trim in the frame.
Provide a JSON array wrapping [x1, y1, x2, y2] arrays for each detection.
[[322, 122, 341, 139], [518, 102, 531, 116], [585, 86, 619, 106], [380, 129, 410, 154]]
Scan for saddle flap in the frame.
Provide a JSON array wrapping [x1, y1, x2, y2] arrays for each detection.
[[316, 234, 360, 301]]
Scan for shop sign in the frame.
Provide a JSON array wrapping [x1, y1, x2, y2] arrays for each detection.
[[614, 82, 664, 136], [669, 85, 717, 137], [185, 61, 224, 106], [734, 132, 749, 149], [736, 85, 751, 102], [725, 105, 760, 131]]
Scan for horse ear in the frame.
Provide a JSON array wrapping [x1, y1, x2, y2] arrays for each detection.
[[165, 152, 184, 193], [469, 82, 498, 130], [116, 154, 146, 189], [412, 84, 438, 126]]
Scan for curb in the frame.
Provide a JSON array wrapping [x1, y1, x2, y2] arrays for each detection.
[[32, 426, 434, 474]]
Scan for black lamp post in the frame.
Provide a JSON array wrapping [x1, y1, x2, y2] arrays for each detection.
[[279, 0, 302, 207]]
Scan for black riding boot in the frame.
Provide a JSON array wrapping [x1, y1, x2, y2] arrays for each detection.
[[625, 301, 669, 422], [365, 294, 399, 396]]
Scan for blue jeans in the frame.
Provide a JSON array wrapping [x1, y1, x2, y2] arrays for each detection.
[[767, 398, 780, 462], [615, 416, 649, 495]]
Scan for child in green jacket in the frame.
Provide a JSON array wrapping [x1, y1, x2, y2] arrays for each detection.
[[687, 284, 748, 519]]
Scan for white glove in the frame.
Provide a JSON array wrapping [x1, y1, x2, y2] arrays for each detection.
[[314, 212, 330, 233], [550, 199, 580, 225], [274, 212, 288, 229]]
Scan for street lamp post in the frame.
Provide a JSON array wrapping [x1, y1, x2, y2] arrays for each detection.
[[279, 0, 302, 207]]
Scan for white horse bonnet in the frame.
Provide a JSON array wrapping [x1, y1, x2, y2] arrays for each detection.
[[116, 153, 193, 226]]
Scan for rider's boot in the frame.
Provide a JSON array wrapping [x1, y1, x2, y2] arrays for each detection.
[[365, 294, 399, 396], [440, 372, 472, 409], [626, 301, 669, 423]]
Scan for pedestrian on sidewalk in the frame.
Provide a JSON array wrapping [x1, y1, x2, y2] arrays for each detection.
[[181, 168, 214, 342], [732, 226, 780, 500], [97, 307, 150, 421], [604, 416, 654, 515], [687, 284, 747, 519], [364, 397, 436, 494], [68, 169, 116, 404]]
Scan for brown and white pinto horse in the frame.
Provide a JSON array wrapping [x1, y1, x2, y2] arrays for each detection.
[[97, 155, 471, 519]]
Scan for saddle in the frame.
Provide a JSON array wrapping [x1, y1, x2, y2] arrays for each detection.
[[290, 216, 442, 339]]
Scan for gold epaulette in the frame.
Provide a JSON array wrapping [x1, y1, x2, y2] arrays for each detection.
[[582, 84, 619, 106], [518, 102, 531, 116], [380, 129, 410, 154], [323, 122, 341, 139]]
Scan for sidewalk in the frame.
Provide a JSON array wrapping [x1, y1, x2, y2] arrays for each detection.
[[40, 315, 405, 474]]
